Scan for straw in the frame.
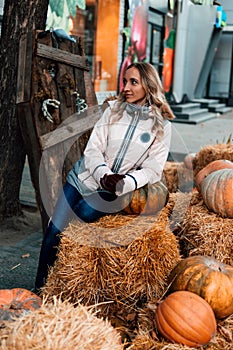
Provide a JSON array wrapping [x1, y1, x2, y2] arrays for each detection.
[[0, 297, 123, 350]]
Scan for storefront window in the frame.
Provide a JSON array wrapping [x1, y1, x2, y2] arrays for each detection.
[[47, 0, 167, 103], [47, 0, 122, 103]]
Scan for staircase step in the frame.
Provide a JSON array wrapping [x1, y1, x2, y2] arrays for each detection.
[[216, 106, 233, 114], [171, 102, 201, 112], [192, 98, 220, 108], [208, 103, 227, 112], [173, 108, 209, 119], [172, 112, 216, 124], [191, 99, 232, 114]]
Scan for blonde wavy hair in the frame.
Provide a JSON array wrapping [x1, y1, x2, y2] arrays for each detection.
[[110, 62, 175, 138]]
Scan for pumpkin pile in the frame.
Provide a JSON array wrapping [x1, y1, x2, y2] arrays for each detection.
[[168, 255, 233, 319], [128, 144, 233, 348]]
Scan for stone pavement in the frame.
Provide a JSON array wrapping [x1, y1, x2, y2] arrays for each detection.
[[0, 158, 42, 290], [0, 109, 232, 292], [0, 231, 42, 291], [0, 160, 42, 291], [170, 110, 233, 161]]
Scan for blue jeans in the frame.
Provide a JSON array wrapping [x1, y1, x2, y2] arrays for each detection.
[[35, 182, 118, 290]]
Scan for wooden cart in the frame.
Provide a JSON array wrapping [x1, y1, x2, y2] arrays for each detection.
[[16, 30, 99, 233]]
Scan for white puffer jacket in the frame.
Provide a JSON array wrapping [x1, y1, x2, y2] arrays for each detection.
[[67, 101, 171, 196]]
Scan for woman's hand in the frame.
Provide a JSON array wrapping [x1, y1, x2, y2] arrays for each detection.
[[100, 174, 125, 193]]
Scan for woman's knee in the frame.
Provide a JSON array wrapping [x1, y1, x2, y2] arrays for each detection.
[[74, 200, 104, 223]]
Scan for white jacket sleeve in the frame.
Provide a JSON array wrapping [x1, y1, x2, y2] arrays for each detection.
[[83, 107, 114, 185], [116, 121, 172, 196]]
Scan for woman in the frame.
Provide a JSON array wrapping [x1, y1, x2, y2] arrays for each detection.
[[35, 62, 175, 291]]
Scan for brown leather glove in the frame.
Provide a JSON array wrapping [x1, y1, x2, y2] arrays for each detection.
[[100, 174, 125, 193]]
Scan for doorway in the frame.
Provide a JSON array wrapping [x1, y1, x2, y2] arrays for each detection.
[[148, 9, 165, 78]]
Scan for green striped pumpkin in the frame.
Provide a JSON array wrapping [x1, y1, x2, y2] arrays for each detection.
[[122, 181, 169, 215], [201, 168, 233, 218]]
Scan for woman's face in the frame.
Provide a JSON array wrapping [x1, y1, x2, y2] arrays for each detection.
[[123, 67, 146, 105]]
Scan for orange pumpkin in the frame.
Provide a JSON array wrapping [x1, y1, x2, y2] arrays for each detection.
[[122, 181, 168, 215], [195, 159, 233, 191], [0, 288, 42, 322], [155, 291, 216, 347], [168, 255, 233, 319], [201, 168, 233, 218]]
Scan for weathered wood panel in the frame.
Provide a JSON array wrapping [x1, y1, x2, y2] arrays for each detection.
[[16, 32, 35, 104], [40, 107, 100, 150], [37, 43, 90, 71], [17, 102, 50, 232]]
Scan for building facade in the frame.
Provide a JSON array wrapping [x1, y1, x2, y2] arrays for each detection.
[[1, 0, 233, 106]]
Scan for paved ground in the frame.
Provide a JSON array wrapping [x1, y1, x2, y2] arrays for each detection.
[[0, 109, 232, 292], [0, 231, 42, 291], [0, 163, 42, 291], [170, 111, 233, 161]]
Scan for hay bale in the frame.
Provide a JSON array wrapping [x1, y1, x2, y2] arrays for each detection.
[[177, 190, 233, 265], [162, 161, 194, 193], [42, 211, 181, 318], [0, 298, 122, 350], [193, 143, 233, 176]]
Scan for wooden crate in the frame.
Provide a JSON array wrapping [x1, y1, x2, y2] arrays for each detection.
[[16, 30, 99, 232]]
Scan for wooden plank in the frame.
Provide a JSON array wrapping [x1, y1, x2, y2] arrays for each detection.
[[37, 43, 90, 71], [17, 102, 50, 232], [40, 106, 101, 150], [16, 33, 33, 103], [16, 34, 27, 103]]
